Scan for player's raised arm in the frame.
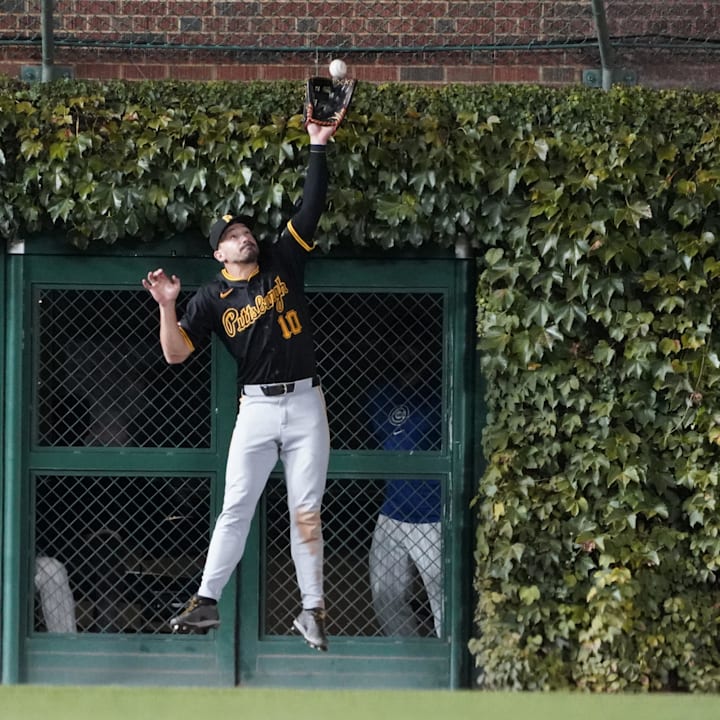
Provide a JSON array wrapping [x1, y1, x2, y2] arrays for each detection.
[[142, 269, 193, 364], [283, 124, 336, 250]]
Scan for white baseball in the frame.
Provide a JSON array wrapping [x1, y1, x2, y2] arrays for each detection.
[[329, 59, 347, 79]]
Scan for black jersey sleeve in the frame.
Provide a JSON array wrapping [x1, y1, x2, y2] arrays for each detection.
[[282, 144, 328, 252], [177, 285, 217, 351]]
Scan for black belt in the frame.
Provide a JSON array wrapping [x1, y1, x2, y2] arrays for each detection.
[[242, 375, 320, 397]]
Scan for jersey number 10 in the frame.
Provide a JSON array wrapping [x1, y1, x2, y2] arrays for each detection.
[[277, 309, 302, 340]]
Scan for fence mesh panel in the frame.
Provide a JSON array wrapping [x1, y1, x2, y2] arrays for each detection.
[[264, 476, 442, 638], [310, 290, 445, 452], [34, 475, 212, 633], [35, 288, 212, 448], [31, 284, 446, 637]]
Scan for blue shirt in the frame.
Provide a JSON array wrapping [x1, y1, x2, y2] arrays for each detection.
[[368, 382, 442, 523]]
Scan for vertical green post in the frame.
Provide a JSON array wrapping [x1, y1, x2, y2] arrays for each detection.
[[0, 246, 4, 681], [447, 256, 476, 689], [2, 252, 24, 684], [41, 0, 55, 82], [591, 0, 614, 90]]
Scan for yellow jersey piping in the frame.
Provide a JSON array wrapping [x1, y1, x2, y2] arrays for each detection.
[[222, 267, 260, 282], [287, 219, 315, 252], [177, 324, 195, 352]]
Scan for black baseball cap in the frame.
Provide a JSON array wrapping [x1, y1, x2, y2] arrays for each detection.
[[209, 214, 254, 251]]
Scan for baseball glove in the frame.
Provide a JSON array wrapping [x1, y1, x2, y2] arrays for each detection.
[[304, 76, 357, 133]]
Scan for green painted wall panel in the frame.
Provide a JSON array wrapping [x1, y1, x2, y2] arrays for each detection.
[[2, 241, 476, 690]]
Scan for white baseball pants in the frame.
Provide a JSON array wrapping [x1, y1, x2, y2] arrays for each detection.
[[369, 514, 443, 638], [199, 381, 330, 610], [35, 555, 77, 633]]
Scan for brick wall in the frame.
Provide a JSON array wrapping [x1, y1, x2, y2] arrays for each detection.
[[0, 1, 718, 89]]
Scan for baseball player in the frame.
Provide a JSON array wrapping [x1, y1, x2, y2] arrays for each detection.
[[142, 121, 336, 651], [367, 353, 443, 638]]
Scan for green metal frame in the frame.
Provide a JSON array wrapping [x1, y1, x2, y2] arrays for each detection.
[[1, 238, 476, 689], [0, 247, 6, 680], [237, 257, 475, 688], [3, 253, 236, 686], [2, 250, 24, 684]]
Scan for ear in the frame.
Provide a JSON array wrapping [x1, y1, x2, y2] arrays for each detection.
[[213, 248, 225, 263]]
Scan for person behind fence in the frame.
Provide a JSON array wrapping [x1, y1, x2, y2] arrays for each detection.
[[367, 355, 443, 638], [35, 555, 77, 633], [142, 120, 337, 651]]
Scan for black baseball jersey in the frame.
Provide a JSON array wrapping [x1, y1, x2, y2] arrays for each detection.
[[177, 147, 328, 391]]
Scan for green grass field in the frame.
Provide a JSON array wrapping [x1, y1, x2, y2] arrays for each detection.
[[1, 686, 719, 720]]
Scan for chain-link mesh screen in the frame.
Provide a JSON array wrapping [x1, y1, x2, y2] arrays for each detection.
[[33, 475, 211, 634], [310, 291, 445, 451], [266, 289, 445, 638], [264, 477, 442, 638], [34, 287, 444, 450], [35, 288, 212, 448], [31, 285, 446, 637]]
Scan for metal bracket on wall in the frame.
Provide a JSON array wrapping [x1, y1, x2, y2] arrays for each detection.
[[582, 68, 637, 88], [20, 65, 75, 82]]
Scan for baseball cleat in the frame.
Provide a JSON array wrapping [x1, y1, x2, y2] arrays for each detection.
[[293, 608, 328, 651], [169, 594, 220, 633]]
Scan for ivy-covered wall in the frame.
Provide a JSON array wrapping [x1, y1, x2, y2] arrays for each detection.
[[1, 77, 719, 691]]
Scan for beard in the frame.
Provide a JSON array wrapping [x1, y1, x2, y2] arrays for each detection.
[[228, 242, 259, 264]]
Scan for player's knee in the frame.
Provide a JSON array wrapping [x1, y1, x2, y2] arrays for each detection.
[[294, 508, 322, 543]]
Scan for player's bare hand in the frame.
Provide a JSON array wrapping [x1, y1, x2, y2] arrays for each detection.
[[307, 123, 336, 145], [142, 269, 181, 305]]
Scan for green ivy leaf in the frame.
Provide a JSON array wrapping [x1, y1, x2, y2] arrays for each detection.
[[519, 585, 541, 605]]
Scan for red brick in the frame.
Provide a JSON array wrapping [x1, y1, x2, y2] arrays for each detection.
[[74, 63, 123, 80], [85, 16, 116, 33], [0, 62, 22, 77], [400, 66, 445, 83], [413, 3, 452, 19], [541, 65, 580, 84], [123, 1, 167, 15], [446, 66, 494, 83], [335, 1, 397, 19], [215, 65, 263, 81], [262, 65, 309, 80], [493, 65, 541, 83], [75, 1, 121, 13], [496, 2, 542, 20], [172, 65, 216, 81], [122, 64, 169, 80], [355, 66, 400, 82]]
